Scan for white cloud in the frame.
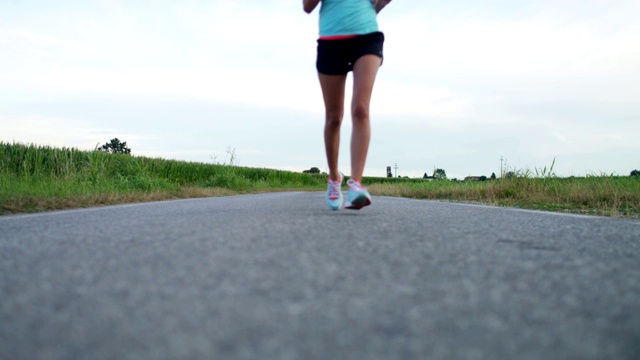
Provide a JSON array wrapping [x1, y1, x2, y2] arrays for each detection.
[[387, 1, 640, 77], [372, 80, 471, 124]]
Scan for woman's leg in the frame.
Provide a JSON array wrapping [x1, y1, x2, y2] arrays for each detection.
[[350, 54, 382, 182], [318, 73, 347, 182]]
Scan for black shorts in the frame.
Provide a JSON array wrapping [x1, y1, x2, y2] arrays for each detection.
[[316, 31, 385, 75]]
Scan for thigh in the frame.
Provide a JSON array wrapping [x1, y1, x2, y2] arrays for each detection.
[[318, 73, 348, 115], [351, 55, 382, 109]]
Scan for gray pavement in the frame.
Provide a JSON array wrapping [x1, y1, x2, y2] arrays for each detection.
[[1, 192, 639, 360]]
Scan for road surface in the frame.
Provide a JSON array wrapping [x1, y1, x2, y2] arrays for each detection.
[[1, 192, 639, 359]]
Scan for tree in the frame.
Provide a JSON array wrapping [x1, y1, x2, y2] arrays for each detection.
[[490, 172, 497, 180], [433, 168, 447, 180], [631, 170, 640, 177], [303, 167, 321, 174], [99, 138, 131, 155]]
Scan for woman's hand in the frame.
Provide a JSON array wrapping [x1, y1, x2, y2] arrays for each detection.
[[372, 0, 391, 13], [303, 0, 320, 13]]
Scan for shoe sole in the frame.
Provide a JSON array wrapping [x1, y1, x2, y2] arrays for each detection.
[[345, 195, 371, 210]]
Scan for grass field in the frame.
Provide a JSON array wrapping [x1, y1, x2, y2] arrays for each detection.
[[1, 142, 639, 218]]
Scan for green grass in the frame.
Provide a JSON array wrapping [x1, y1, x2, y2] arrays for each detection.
[[2, 142, 639, 218]]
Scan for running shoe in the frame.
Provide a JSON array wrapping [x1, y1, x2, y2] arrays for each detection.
[[325, 174, 343, 210], [344, 179, 372, 210]]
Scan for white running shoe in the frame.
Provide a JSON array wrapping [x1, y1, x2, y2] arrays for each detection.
[[344, 179, 372, 210], [325, 174, 343, 210]]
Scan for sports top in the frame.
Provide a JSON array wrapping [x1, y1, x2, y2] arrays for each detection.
[[319, 0, 378, 37]]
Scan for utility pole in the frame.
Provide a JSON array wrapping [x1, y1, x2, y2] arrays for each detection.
[[500, 156, 504, 178], [394, 163, 398, 178]]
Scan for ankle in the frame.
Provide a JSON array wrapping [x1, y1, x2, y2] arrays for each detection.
[[328, 171, 343, 182]]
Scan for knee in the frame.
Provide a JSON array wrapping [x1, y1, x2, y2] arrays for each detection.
[[351, 102, 370, 124], [325, 111, 343, 129]]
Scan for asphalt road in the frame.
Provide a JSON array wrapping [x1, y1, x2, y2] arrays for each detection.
[[1, 192, 639, 360]]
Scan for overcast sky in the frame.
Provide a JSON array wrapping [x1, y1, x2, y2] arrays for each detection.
[[1, 0, 639, 179]]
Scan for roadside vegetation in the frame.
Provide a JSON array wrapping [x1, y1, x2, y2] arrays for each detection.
[[1, 142, 639, 218], [366, 175, 639, 218], [0, 142, 326, 214]]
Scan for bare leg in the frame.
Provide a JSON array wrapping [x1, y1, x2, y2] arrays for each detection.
[[318, 73, 347, 182], [350, 55, 381, 182]]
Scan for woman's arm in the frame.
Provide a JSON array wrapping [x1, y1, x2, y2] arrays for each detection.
[[373, 0, 392, 14], [303, 0, 320, 14]]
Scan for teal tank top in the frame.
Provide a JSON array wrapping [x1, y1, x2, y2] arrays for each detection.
[[319, 0, 379, 37]]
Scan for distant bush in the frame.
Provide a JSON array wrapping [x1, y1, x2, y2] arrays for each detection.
[[631, 170, 640, 177]]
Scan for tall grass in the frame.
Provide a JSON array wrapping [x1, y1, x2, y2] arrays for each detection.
[[368, 174, 640, 218], [0, 142, 326, 214]]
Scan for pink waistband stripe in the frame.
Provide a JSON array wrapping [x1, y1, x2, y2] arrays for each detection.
[[319, 34, 359, 40]]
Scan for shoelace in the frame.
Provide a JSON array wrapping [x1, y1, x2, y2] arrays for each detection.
[[328, 180, 341, 200], [347, 179, 365, 192]]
